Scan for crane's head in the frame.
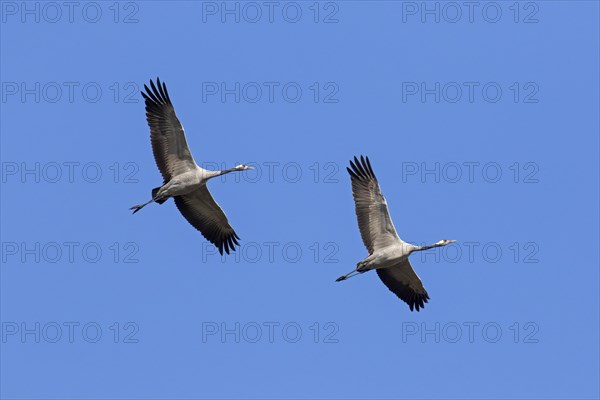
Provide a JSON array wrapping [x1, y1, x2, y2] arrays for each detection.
[[235, 164, 254, 171], [436, 239, 457, 246]]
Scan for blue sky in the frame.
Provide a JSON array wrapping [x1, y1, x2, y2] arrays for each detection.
[[1, 1, 599, 399]]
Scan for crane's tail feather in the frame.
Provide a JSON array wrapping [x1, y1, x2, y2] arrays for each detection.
[[152, 187, 168, 205]]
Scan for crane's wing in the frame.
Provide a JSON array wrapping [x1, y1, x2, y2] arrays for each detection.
[[142, 78, 197, 182], [174, 186, 240, 255], [377, 260, 430, 311], [347, 156, 402, 254]]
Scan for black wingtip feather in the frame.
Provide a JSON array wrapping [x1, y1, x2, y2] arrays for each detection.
[[143, 83, 160, 104], [163, 82, 171, 102], [149, 79, 158, 94], [348, 155, 377, 181], [214, 232, 239, 256], [353, 156, 363, 175], [346, 166, 358, 180], [349, 159, 363, 179], [224, 238, 231, 255], [365, 156, 375, 177], [156, 78, 167, 100], [408, 294, 429, 312], [142, 78, 172, 106]]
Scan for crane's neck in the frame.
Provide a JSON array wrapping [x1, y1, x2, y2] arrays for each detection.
[[217, 166, 244, 176], [413, 240, 455, 252], [200, 165, 250, 182]]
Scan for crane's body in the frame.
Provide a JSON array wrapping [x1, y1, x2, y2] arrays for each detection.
[[131, 78, 252, 255], [360, 242, 415, 268], [152, 167, 240, 200], [336, 156, 456, 311]]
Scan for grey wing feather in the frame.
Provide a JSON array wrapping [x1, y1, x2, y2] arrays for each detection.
[[377, 260, 430, 311], [142, 78, 197, 182], [347, 156, 402, 254], [174, 186, 240, 255]]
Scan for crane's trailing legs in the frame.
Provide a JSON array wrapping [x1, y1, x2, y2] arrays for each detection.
[[130, 187, 168, 214], [335, 256, 375, 281], [335, 239, 456, 282], [336, 270, 362, 281], [130, 200, 154, 214]]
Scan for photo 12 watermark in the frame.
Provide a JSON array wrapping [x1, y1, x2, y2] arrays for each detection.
[[400, 161, 540, 184], [401, 321, 540, 344], [1, 321, 140, 344], [201, 161, 341, 184], [1, 2, 141, 24], [201, 321, 339, 344], [415, 241, 540, 265], [200, 1, 340, 24], [201, 241, 340, 264], [400, 2, 540, 24], [1, 161, 140, 184], [1, 82, 141, 104], [1, 241, 140, 264], [401, 82, 540, 104], [200, 81, 340, 104]]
